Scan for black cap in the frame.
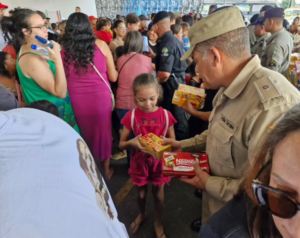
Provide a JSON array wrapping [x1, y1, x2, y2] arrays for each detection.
[[260, 5, 274, 13], [139, 14, 148, 21], [250, 14, 259, 24], [152, 11, 170, 25], [264, 8, 285, 20], [254, 17, 265, 26]]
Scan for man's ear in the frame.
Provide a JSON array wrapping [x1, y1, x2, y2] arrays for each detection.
[[22, 28, 29, 36], [210, 47, 222, 67]]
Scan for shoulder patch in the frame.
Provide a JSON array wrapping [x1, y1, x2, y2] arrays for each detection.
[[161, 47, 169, 56], [254, 76, 282, 102], [272, 50, 278, 57], [268, 60, 276, 67]]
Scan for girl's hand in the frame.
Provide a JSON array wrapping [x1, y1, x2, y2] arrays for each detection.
[[45, 41, 62, 63], [130, 135, 148, 153]]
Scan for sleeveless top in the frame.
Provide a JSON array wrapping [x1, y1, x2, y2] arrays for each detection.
[[16, 50, 79, 133]]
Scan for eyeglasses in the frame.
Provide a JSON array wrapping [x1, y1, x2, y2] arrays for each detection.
[[252, 161, 300, 219], [29, 25, 47, 30]]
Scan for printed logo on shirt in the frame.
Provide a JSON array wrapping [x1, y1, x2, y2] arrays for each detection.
[[162, 47, 169, 56], [77, 139, 114, 220], [141, 118, 157, 125], [272, 50, 278, 57]]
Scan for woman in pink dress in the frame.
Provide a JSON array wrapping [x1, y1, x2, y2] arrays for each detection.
[[61, 13, 118, 180]]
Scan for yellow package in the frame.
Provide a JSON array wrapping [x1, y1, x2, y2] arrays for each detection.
[[177, 84, 206, 99], [139, 133, 172, 160], [172, 90, 203, 109]]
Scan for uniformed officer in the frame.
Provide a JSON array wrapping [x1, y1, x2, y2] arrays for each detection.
[[150, 11, 189, 140], [247, 14, 259, 48], [163, 6, 300, 225], [261, 8, 293, 76], [251, 17, 271, 59]]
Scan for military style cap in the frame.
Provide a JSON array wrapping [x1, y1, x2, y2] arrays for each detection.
[[255, 17, 265, 26], [153, 11, 170, 25], [263, 8, 285, 20], [181, 6, 245, 60]]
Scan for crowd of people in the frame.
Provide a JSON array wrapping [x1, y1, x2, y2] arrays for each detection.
[[1, 2, 300, 238]]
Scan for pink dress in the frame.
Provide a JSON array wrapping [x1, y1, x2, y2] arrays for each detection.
[[61, 45, 112, 162], [121, 107, 177, 186]]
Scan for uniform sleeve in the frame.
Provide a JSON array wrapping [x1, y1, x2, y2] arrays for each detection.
[[205, 102, 295, 203], [120, 111, 132, 132], [179, 130, 208, 153], [157, 46, 175, 73], [264, 44, 285, 72], [167, 110, 177, 127]]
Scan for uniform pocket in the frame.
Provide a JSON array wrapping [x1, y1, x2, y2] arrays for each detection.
[[211, 122, 235, 168]]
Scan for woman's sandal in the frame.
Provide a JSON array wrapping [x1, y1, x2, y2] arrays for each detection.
[[155, 224, 166, 238]]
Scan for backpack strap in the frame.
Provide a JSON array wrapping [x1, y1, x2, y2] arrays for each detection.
[[163, 109, 169, 137], [131, 109, 136, 133]]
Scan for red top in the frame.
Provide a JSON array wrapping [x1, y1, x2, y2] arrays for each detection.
[[121, 107, 176, 136], [3, 45, 17, 60], [96, 31, 112, 44]]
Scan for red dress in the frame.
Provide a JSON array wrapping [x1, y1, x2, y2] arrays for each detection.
[[122, 107, 177, 186]]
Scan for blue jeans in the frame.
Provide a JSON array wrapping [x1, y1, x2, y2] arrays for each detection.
[[116, 108, 134, 166]]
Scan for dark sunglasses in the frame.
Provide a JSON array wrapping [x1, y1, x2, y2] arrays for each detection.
[[252, 161, 300, 219]]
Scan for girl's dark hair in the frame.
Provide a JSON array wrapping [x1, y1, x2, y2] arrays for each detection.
[[1, 8, 35, 53], [123, 31, 144, 54], [175, 18, 182, 24], [12, 8, 36, 46], [60, 12, 96, 76], [113, 20, 124, 39], [0, 52, 11, 78], [115, 46, 124, 58], [182, 15, 194, 27], [133, 73, 163, 104], [238, 104, 300, 238], [96, 19, 110, 31], [171, 24, 182, 35], [51, 23, 57, 30], [293, 17, 299, 25], [28, 100, 59, 117]]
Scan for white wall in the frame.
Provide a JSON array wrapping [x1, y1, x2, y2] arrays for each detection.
[[5, 0, 97, 20]]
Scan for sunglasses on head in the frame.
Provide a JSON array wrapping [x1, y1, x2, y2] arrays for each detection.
[[252, 160, 300, 219]]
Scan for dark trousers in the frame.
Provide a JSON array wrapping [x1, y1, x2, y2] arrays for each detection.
[[161, 73, 189, 140]]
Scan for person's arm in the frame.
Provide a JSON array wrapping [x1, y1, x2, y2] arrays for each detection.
[[119, 126, 148, 153], [166, 125, 175, 139], [20, 41, 67, 98], [183, 95, 211, 121], [157, 71, 170, 83], [96, 39, 118, 82], [156, 46, 175, 83], [263, 44, 285, 72]]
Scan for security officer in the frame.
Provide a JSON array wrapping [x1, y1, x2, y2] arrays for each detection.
[[151, 11, 189, 140], [261, 8, 293, 76], [251, 17, 271, 59], [247, 14, 259, 48], [163, 6, 300, 226]]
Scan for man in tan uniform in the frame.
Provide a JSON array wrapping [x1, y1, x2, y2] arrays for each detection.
[[261, 8, 293, 76], [251, 17, 271, 59], [164, 6, 300, 225]]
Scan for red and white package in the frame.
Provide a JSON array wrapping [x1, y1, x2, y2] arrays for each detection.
[[162, 152, 210, 178]]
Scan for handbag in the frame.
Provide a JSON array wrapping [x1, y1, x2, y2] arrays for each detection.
[[90, 62, 115, 111]]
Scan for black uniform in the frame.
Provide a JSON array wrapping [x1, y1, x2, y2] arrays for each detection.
[[155, 31, 188, 140]]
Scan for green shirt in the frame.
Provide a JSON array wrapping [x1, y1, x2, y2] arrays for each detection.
[[17, 51, 79, 133]]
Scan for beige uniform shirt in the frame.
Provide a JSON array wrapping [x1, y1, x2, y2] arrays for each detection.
[[251, 32, 271, 59], [247, 24, 257, 47], [180, 56, 300, 223], [261, 28, 293, 76]]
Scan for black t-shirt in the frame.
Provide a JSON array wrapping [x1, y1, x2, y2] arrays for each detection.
[[139, 28, 148, 37], [148, 41, 158, 64]]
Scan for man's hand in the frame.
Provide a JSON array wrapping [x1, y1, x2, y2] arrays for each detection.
[[145, 46, 156, 59], [180, 162, 210, 190], [161, 137, 182, 152], [182, 95, 197, 116]]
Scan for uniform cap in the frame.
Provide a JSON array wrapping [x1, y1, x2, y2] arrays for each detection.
[[260, 5, 274, 13], [89, 16, 97, 21], [263, 8, 285, 20], [254, 17, 265, 26], [152, 11, 170, 25], [139, 14, 148, 21], [181, 6, 245, 60]]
